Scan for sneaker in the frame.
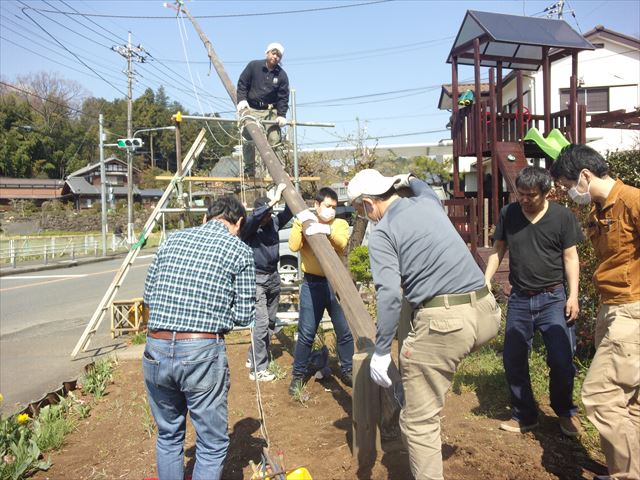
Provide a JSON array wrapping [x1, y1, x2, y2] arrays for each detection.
[[499, 418, 538, 433], [249, 369, 276, 382], [559, 416, 582, 437], [245, 359, 252, 369], [339, 370, 353, 388], [288, 374, 307, 396]]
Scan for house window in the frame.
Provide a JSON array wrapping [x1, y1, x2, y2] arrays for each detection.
[[560, 87, 609, 114], [506, 91, 531, 114]]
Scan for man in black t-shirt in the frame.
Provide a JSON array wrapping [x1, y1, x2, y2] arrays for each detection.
[[485, 166, 584, 437]]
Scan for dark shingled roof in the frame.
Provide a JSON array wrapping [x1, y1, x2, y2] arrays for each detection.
[[448, 10, 595, 71]]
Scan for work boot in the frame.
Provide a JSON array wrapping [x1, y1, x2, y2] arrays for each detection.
[[499, 418, 538, 433], [559, 416, 582, 437], [288, 374, 307, 396], [339, 370, 353, 388]]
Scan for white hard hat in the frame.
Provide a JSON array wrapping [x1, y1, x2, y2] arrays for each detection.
[[347, 169, 396, 202], [265, 42, 284, 56]]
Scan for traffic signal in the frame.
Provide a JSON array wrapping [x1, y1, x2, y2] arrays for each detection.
[[116, 138, 144, 150]]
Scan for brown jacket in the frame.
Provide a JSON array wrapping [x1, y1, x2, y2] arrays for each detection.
[[587, 179, 640, 304]]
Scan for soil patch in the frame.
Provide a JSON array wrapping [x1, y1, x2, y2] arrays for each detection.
[[33, 336, 605, 480]]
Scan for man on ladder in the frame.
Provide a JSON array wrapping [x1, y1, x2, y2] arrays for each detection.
[[237, 42, 289, 179]]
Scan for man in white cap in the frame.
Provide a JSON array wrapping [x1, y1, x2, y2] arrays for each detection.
[[237, 42, 289, 178], [347, 169, 501, 480]]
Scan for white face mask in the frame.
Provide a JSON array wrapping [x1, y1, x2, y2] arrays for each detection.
[[318, 206, 336, 222], [568, 173, 591, 205], [364, 201, 379, 225]]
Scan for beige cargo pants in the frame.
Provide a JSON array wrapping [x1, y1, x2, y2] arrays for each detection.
[[582, 301, 640, 480], [241, 107, 281, 178], [399, 291, 501, 480]]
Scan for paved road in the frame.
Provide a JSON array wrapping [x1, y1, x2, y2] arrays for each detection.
[[0, 254, 155, 413]]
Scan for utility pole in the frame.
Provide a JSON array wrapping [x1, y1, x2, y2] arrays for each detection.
[[544, 0, 565, 19], [99, 114, 107, 256], [113, 32, 147, 244]]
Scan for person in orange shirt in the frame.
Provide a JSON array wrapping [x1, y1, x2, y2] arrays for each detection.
[[288, 187, 354, 394], [551, 144, 639, 480]]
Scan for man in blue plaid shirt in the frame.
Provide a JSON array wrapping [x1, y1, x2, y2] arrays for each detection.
[[143, 195, 255, 480]]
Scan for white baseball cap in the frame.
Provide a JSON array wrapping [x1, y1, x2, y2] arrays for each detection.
[[347, 169, 396, 202], [265, 42, 284, 56]]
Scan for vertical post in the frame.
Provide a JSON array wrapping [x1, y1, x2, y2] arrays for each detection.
[[71, 243, 75, 261], [127, 31, 135, 245], [150, 133, 155, 169], [175, 114, 184, 230], [484, 198, 490, 248], [489, 68, 499, 225], [571, 50, 579, 143], [517, 70, 524, 140], [473, 38, 484, 238], [291, 88, 300, 193], [497, 61, 503, 141], [10, 239, 16, 268], [452, 56, 461, 198], [542, 46, 551, 135], [99, 114, 108, 256], [44, 245, 48, 265]]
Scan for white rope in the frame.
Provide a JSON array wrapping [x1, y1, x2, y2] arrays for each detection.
[[176, 14, 226, 149], [249, 324, 271, 445]]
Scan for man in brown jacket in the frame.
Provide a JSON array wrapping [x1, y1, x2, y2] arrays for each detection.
[[551, 144, 639, 480]]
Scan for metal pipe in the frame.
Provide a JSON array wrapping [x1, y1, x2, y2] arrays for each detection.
[[99, 114, 108, 257], [176, 113, 334, 128], [291, 89, 300, 192]]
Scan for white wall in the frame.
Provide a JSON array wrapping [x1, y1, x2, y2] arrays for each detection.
[[500, 33, 640, 154]]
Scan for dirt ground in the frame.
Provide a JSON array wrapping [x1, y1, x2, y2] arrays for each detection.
[[32, 334, 607, 480]]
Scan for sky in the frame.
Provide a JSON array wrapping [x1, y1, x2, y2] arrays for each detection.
[[1, 0, 639, 151]]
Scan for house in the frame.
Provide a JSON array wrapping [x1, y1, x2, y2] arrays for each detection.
[[0, 177, 66, 210], [499, 25, 640, 153], [62, 156, 161, 210]]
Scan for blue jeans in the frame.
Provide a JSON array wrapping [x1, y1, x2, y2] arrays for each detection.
[[292, 275, 354, 377], [503, 286, 577, 425], [142, 336, 230, 480]]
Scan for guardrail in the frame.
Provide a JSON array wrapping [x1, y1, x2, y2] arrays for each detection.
[[0, 234, 132, 267]]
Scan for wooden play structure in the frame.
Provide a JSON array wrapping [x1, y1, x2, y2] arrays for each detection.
[[110, 297, 147, 338], [446, 10, 595, 246]]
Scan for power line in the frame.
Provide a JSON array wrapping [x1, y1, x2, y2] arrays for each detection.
[[300, 128, 450, 146], [19, 5, 127, 96], [20, 1, 391, 20]]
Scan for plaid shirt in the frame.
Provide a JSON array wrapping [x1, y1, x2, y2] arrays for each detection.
[[144, 220, 256, 333]]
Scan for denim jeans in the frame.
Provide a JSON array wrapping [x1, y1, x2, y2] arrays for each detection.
[[503, 286, 577, 425], [292, 275, 354, 377], [247, 272, 281, 371], [143, 336, 230, 480]]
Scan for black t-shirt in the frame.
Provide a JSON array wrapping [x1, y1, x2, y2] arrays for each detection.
[[494, 201, 584, 291]]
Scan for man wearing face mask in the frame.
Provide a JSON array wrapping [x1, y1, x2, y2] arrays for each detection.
[[287, 187, 354, 394], [484, 166, 583, 437], [240, 183, 292, 382], [347, 169, 501, 480], [551, 144, 639, 480], [237, 42, 289, 178]]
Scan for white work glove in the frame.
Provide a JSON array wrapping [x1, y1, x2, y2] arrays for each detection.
[[272, 183, 287, 204], [296, 209, 319, 224], [276, 116, 287, 127], [237, 100, 249, 112], [304, 222, 331, 236], [393, 173, 414, 189], [370, 352, 392, 388]]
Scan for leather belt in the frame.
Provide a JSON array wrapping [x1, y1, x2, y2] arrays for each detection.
[[517, 283, 563, 297], [148, 330, 224, 340], [420, 285, 490, 309]]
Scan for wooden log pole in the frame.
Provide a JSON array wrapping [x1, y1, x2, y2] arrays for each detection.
[[177, 2, 402, 463]]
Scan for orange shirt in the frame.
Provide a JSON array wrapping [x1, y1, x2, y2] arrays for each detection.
[[587, 179, 640, 304]]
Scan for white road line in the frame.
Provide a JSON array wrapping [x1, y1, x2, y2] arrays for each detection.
[[1, 274, 89, 279], [137, 254, 156, 259]]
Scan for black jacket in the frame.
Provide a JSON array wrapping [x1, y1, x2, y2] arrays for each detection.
[[237, 60, 289, 117], [240, 204, 293, 274]]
